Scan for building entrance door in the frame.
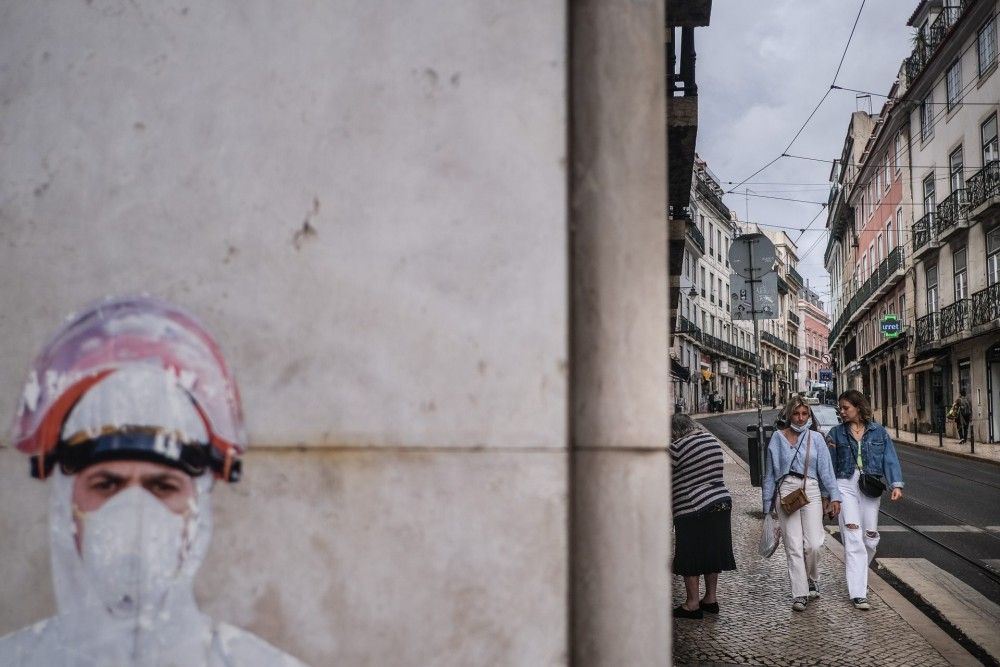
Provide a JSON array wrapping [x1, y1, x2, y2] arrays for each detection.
[[988, 345, 1000, 443]]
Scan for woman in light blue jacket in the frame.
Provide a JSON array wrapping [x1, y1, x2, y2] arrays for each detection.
[[762, 396, 841, 612]]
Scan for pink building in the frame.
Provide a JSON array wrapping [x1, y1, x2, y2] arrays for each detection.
[[799, 287, 831, 392]]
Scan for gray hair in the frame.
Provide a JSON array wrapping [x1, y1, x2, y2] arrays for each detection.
[[671, 413, 702, 439]]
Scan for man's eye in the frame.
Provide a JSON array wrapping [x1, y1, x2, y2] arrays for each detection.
[[149, 480, 180, 494], [90, 478, 118, 492]]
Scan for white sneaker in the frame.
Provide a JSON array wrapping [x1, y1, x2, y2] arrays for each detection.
[[852, 597, 871, 610], [792, 597, 808, 612], [808, 580, 819, 599]]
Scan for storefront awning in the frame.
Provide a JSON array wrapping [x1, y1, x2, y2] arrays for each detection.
[[902, 356, 942, 375]]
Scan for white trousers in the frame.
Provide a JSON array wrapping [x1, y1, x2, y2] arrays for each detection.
[[837, 469, 882, 599], [777, 477, 825, 599]]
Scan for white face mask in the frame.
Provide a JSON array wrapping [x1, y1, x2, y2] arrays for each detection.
[[77, 486, 190, 617], [790, 418, 813, 433]]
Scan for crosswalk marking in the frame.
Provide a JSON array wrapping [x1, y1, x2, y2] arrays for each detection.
[[826, 524, 987, 533], [877, 558, 1000, 663]]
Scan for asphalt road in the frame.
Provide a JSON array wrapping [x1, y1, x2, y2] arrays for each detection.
[[699, 406, 1000, 605]]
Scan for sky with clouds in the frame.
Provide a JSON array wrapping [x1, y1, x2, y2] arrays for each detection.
[[696, 1, 917, 311]]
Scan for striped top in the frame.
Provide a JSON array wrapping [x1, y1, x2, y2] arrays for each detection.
[[670, 429, 732, 519]]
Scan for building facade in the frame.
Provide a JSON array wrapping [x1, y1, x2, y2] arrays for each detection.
[[798, 286, 831, 393], [828, 0, 1000, 442], [672, 155, 759, 413]]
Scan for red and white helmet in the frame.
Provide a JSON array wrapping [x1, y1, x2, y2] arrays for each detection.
[[11, 295, 246, 481]]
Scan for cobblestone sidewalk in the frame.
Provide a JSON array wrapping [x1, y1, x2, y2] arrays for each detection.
[[671, 449, 957, 667]]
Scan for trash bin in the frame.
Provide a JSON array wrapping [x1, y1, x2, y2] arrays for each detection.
[[746, 423, 774, 487]]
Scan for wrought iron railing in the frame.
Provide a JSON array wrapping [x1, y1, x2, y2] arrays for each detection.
[[971, 282, 1000, 327], [787, 310, 800, 326], [788, 266, 803, 287], [939, 299, 969, 338], [904, 2, 966, 84], [788, 344, 801, 358], [915, 312, 941, 349], [968, 160, 1000, 212], [686, 220, 705, 255], [913, 212, 936, 253], [677, 316, 702, 341], [936, 188, 967, 233]]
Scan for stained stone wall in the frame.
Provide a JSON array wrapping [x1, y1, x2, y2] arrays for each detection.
[[0, 1, 669, 664]]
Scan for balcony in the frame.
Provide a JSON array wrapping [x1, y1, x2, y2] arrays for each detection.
[[787, 266, 803, 289], [903, 2, 967, 86], [677, 315, 702, 343], [686, 220, 705, 256], [787, 310, 800, 326], [844, 246, 906, 328], [971, 282, 1000, 329], [939, 299, 970, 339], [968, 160, 1000, 220], [912, 212, 940, 261], [936, 188, 968, 241], [777, 275, 789, 295], [915, 312, 941, 353]]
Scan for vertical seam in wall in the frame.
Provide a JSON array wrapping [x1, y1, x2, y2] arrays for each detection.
[[565, 0, 577, 663]]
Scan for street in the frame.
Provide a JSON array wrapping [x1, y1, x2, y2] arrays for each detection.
[[698, 407, 1000, 646]]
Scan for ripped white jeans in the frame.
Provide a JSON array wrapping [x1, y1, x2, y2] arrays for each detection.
[[837, 469, 882, 599]]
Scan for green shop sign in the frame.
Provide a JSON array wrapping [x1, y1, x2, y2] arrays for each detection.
[[880, 314, 903, 338]]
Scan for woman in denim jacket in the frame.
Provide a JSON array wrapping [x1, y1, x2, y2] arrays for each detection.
[[762, 396, 841, 612], [825, 389, 904, 610]]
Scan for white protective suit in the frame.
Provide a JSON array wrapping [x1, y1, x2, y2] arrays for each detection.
[[0, 470, 306, 667]]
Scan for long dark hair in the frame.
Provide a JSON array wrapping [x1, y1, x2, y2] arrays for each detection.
[[838, 389, 873, 423]]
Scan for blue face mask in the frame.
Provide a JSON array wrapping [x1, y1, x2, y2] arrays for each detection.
[[790, 418, 813, 433]]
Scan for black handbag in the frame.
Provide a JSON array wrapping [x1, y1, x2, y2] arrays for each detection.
[[853, 429, 886, 498], [858, 473, 886, 498]]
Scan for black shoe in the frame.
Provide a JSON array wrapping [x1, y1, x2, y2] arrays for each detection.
[[673, 605, 703, 619], [699, 600, 719, 614]]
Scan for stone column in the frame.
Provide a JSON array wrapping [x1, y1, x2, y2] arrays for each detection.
[[569, 1, 669, 664]]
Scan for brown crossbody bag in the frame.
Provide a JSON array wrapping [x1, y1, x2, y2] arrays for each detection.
[[779, 431, 811, 514]]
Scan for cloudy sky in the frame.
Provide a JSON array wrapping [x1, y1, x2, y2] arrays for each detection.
[[696, 1, 917, 311]]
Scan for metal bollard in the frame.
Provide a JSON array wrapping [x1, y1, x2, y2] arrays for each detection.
[[971, 424, 975, 454], [913, 419, 918, 444]]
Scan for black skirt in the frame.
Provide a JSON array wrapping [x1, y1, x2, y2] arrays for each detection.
[[673, 503, 737, 576]]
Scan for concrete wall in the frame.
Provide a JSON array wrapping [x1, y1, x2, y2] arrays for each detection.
[[0, 2, 572, 664], [0, 1, 674, 664]]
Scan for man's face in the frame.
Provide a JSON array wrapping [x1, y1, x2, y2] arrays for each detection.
[[72, 460, 195, 516]]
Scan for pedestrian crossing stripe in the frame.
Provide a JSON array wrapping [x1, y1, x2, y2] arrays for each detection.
[[826, 525, 988, 533]]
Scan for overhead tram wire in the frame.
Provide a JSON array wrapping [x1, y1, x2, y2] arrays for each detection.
[[832, 84, 1000, 106], [725, 0, 867, 195]]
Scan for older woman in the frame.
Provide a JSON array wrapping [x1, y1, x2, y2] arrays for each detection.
[[762, 396, 841, 612], [826, 389, 904, 610], [670, 413, 736, 619]]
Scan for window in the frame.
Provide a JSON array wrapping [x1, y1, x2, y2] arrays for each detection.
[[708, 222, 715, 255], [877, 234, 884, 264], [920, 93, 934, 141], [700, 267, 706, 297], [709, 270, 715, 302], [988, 227, 1000, 286], [894, 132, 903, 171], [946, 59, 961, 110], [927, 265, 939, 314], [884, 156, 891, 191], [716, 230, 722, 261], [979, 18, 997, 76], [868, 244, 875, 274], [886, 220, 894, 252], [983, 114, 999, 165], [899, 294, 906, 324], [923, 175, 936, 221], [950, 146, 964, 194], [954, 247, 967, 300], [896, 208, 903, 248]]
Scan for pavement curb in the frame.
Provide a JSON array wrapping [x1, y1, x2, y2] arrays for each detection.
[[894, 438, 1000, 466], [717, 438, 979, 666]]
